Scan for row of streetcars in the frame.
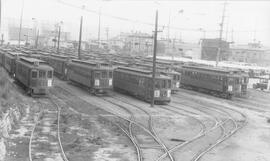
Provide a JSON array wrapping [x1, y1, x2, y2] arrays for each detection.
[[0, 50, 54, 96], [0, 47, 250, 103], [37, 51, 249, 100], [139, 58, 249, 98], [35, 53, 172, 103]]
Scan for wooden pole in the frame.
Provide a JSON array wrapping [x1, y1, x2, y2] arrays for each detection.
[[78, 16, 83, 59], [57, 25, 61, 54], [151, 10, 158, 107]]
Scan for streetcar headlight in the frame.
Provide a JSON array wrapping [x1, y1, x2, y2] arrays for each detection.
[[167, 90, 171, 97], [228, 85, 233, 92], [154, 90, 160, 97], [95, 79, 100, 86], [47, 79, 52, 87], [176, 82, 180, 88], [109, 79, 112, 86]]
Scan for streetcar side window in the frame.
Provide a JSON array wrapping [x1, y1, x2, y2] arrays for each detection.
[[32, 71, 37, 78]]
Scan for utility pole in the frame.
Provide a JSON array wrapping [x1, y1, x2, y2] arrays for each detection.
[[231, 29, 234, 43], [78, 16, 83, 59], [53, 29, 57, 48], [98, 8, 101, 48], [167, 11, 171, 44], [105, 27, 109, 44], [225, 21, 229, 41], [57, 25, 61, 54], [216, 1, 227, 67], [151, 10, 158, 107], [0, 0, 2, 32], [253, 30, 257, 43], [35, 29, 39, 48], [1, 34, 3, 45], [18, 0, 24, 47]]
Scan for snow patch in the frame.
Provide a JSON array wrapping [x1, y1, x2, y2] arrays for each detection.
[[0, 138, 6, 161]]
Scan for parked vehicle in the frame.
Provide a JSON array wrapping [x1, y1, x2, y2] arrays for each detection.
[[180, 65, 248, 98], [3, 52, 26, 76], [15, 57, 54, 96], [47, 54, 70, 79], [113, 67, 172, 104], [67, 59, 113, 94]]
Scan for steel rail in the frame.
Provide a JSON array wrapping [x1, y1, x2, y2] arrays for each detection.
[[107, 95, 175, 161]]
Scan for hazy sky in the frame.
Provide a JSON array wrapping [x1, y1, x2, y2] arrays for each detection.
[[1, 0, 270, 46]]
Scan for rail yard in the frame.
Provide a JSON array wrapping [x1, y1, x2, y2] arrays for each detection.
[[0, 46, 269, 161], [0, 1, 270, 161]]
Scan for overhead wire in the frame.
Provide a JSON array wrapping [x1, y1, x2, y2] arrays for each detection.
[[56, 0, 218, 33]]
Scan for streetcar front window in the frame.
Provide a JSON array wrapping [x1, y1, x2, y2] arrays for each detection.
[[228, 78, 234, 83], [109, 71, 113, 78], [32, 71, 37, 78], [39, 71, 46, 78], [101, 71, 107, 78], [95, 72, 101, 78], [155, 80, 161, 88], [235, 78, 240, 84], [168, 80, 171, 88], [244, 77, 249, 83], [47, 71, 53, 78]]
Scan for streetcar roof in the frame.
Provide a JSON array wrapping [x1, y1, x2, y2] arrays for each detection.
[[116, 67, 171, 79]]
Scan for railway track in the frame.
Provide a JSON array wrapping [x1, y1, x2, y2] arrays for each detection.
[[154, 101, 227, 161], [109, 94, 238, 161], [177, 88, 270, 113], [100, 115, 143, 161], [29, 97, 68, 161], [52, 85, 160, 161], [171, 94, 247, 161], [102, 98, 143, 161], [53, 83, 246, 161], [101, 96, 174, 161]]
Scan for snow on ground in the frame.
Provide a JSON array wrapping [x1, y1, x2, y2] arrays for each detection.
[[0, 138, 6, 161]]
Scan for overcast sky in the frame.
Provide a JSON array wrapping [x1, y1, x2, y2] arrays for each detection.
[[1, 0, 270, 46]]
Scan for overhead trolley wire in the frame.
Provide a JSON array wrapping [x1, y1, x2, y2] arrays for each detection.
[[56, 0, 218, 33]]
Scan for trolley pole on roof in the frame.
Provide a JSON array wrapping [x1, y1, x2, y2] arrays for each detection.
[[78, 16, 83, 59], [151, 10, 158, 107]]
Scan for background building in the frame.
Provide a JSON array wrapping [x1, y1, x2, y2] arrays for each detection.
[[201, 38, 230, 61], [228, 43, 270, 66]]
